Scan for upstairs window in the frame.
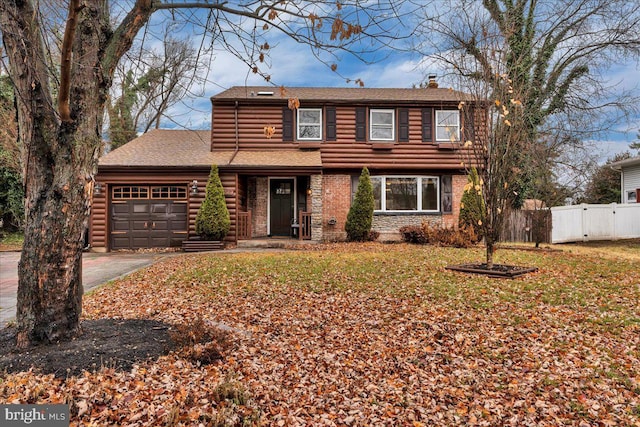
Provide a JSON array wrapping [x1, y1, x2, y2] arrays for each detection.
[[435, 110, 460, 142], [297, 108, 322, 140], [370, 109, 395, 141]]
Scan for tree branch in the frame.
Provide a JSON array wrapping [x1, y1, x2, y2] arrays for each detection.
[[58, 0, 82, 122]]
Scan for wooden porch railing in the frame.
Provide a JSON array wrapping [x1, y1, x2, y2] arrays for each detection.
[[237, 211, 252, 240], [299, 210, 312, 240]]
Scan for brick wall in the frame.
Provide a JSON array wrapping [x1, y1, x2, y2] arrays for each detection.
[[249, 177, 268, 237], [322, 174, 352, 241], [442, 174, 467, 228]]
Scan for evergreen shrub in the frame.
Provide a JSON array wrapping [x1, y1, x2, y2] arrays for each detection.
[[345, 167, 375, 241], [195, 165, 230, 240]]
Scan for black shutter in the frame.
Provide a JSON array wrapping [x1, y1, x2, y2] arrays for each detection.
[[398, 108, 409, 142], [462, 106, 475, 143], [282, 107, 293, 141], [355, 107, 367, 141], [326, 106, 336, 141], [422, 108, 433, 142], [441, 175, 452, 213]]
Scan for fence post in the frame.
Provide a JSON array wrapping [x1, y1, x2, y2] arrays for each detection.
[[611, 203, 617, 241], [581, 203, 587, 242]]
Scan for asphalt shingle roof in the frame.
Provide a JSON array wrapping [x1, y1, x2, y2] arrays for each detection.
[[99, 129, 322, 168], [99, 129, 219, 167], [212, 86, 468, 103]]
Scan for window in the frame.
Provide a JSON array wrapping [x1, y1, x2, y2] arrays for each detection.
[[421, 177, 439, 211], [627, 190, 638, 203], [386, 178, 417, 210], [370, 109, 395, 141], [435, 110, 460, 142], [151, 186, 187, 199], [369, 176, 440, 212], [297, 108, 322, 140], [112, 186, 148, 199]]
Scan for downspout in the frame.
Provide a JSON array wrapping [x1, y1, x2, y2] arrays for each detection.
[[228, 100, 240, 244], [229, 100, 240, 164]]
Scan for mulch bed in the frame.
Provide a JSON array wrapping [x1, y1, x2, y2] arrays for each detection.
[[0, 319, 178, 378], [446, 263, 538, 278]]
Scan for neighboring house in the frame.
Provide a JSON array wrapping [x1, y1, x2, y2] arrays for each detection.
[[90, 85, 482, 251], [610, 155, 640, 204]]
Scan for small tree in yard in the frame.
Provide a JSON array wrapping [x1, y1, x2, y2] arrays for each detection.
[[195, 165, 230, 241], [459, 167, 485, 241], [345, 167, 374, 241]]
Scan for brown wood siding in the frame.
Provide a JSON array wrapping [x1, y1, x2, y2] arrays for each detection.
[[212, 104, 293, 150], [220, 172, 237, 243], [90, 188, 107, 249], [322, 107, 466, 170], [211, 102, 478, 170]]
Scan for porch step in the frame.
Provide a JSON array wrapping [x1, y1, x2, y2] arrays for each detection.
[[181, 240, 224, 252], [236, 238, 308, 249]]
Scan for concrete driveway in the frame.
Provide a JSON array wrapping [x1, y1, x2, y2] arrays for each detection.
[[0, 251, 167, 326]]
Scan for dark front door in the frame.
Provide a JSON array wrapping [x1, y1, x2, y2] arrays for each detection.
[[270, 179, 294, 236]]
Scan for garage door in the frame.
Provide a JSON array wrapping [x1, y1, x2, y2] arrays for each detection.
[[110, 186, 188, 250]]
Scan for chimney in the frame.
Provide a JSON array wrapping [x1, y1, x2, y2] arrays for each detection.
[[427, 74, 438, 88]]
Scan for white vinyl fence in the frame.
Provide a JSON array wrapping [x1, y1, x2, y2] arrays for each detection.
[[551, 203, 640, 243]]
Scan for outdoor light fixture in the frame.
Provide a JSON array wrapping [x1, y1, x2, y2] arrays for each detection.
[[190, 180, 198, 195], [306, 187, 312, 196], [93, 182, 103, 195]]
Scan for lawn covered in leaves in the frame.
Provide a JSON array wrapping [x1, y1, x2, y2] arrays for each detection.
[[2, 243, 640, 426]]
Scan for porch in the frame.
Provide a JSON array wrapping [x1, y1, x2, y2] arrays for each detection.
[[234, 174, 321, 242], [236, 210, 312, 241]]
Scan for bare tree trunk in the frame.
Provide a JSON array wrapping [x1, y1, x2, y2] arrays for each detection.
[[17, 130, 95, 345], [1, 0, 152, 348], [485, 239, 494, 269]]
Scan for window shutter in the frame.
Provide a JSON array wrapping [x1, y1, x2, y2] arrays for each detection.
[[398, 108, 409, 142], [326, 106, 336, 141], [462, 106, 475, 143], [422, 108, 433, 142], [441, 175, 453, 213], [282, 107, 293, 141], [355, 107, 367, 141]]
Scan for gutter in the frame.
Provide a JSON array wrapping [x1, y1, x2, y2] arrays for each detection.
[[228, 100, 240, 165]]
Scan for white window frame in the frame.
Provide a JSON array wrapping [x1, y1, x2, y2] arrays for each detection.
[[370, 109, 395, 141], [370, 176, 440, 213], [435, 110, 460, 142], [297, 108, 322, 141], [627, 189, 638, 203]]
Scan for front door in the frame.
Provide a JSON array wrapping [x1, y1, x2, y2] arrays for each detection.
[[270, 179, 294, 236]]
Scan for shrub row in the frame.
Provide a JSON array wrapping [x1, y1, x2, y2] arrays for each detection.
[[399, 222, 478, 248]]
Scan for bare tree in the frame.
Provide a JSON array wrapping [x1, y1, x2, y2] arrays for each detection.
[[0, 0, 415, 348], [108, 35, 205, 149], [414, 0, 640, 265]]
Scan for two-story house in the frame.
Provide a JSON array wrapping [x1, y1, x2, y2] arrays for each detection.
[[90, 85, 481, 251]]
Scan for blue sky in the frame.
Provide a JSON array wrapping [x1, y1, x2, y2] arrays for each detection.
[[153, 9, 640, 163]]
